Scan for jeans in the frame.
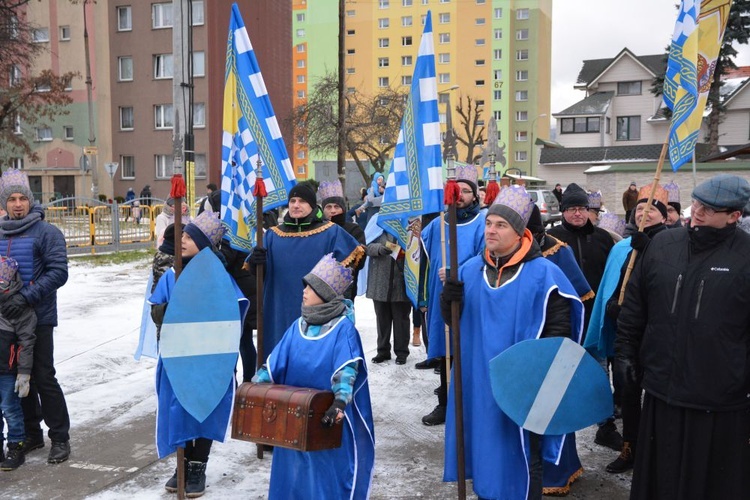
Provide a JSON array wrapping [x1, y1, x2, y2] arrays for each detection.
[[21, 325, 70, 442], [0, 374, 25, 443]]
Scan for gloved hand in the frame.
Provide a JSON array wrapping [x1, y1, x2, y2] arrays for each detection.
[[377, 245, 391, 256], [613, 356, 640, 391], [15, 373, 30, 398], [321, 399, 346, 428], [248, 247, 267, 267], [630, 231, 650, 252], [1, 294, 28, 320], [605, 298, 621, 321], [442, 279, 464, 303]]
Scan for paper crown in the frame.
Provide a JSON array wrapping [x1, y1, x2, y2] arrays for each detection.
[[587, 191, 602, 209], [597, 213, 626, 238], [0, 257, 18, 283], [637, 184, 669, 207], [189, 210, 226, 247], [0, 169, 34, 209], [317, 180, 344, 202], [304, 253, 353, 301], [663, 181, 680, 204], [455, 163, 478, 186], [490, 185, 535, 231]]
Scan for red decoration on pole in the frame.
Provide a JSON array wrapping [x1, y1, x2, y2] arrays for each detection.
[[484, 180, 500, 206], [444, 179, 461, 205], [170, 173, 187, 199], [253, 178, 268, 198]]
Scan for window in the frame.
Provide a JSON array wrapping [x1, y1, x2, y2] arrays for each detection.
[[35, 127, 52, 141], [379, 18, 390, 28], [402, 36, 412, 46], [154, 104, 174, 129], [152, 3, 173, 29], [476, 100, 484, 107], [475, 38, 485, 46], [475, 80, 486, 87], [296, 29, 305, 37], [296, 44, 305, 53], [516, 29, 529, 40], [402, 16, 412, 27], [403, 0, 413, 5], [515, 151, 528, 161], [516, 111, 528, 121], [379, 0, 390, 7], [13, 115, 21, 134], [296, 150, 306, 159], [32, 28, 49, 42], [494, 49, 502, 60], [439, 73, 450, 84], [379, 38, 390, 48], [421, 14, 427, 25], [297, 165, 306, 175], [193, 103, 205, 128], [493, 69, 502, 80], [121, 156, 135, 179], [402, 75, 412, 85], [346, 10, 356, 17], [120, 106, 134, 130], [439, 13, 450, 23], [155, 155, 172, 179], [617, 81, 642, 95], [11, 158, 23, 170], [616, 116, 640, 140], [117, 6, 132, 31], [516, 70, 528, 81], [10, 65, 21, 86], [297, 59, 306, 68], [493, 110, 502, 120], [346, 68, 355, 74], [297, 90, 306, 99], [438, 53, 450, 64], [59, 26, 71, 41], [476, 0, 486, 3], [63, 126, 74, 140], [475, 59, 486, 66], [493, 90, 502, 100], [494, 29, 502, 40], [193, 51, 205, 77], [346, 29, 355, 36], [517, 8, 529, 20], [118, 57, 133, 81], [515, 90, 528, 101], [516, 49, 529, 61], [439, 33, 450, 44], [475, 18, 486, 25], [494, 7, 503, 18], [560, 117, 601, 134], [378, 77, 389, 87], [347, 48, 355, 55], [346, 87, 356, 94], [379, 57, 390, 68], [154, 54, 173, 79], [192, 1, 205, 25], [194, 154, 207, 179], [515, 131, 528, 141], [35, 81, 51, 92], [297, 75, 306, 83], [401, 56, 413, 66], [296, 13, 306, 22]]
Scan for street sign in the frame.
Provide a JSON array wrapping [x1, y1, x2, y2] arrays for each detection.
[[83, 146, 98, 155], [104, 162, 119, 179]]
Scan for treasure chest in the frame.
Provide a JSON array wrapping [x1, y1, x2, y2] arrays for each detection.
[[232, 382, 343, 452]]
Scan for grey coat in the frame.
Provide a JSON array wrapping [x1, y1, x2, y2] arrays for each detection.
[[365, 233, 409, 303]]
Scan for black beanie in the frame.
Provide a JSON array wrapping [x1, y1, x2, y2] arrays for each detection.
[[526, 204, 544, 236], [668, 201, 682, 214], [560, 183, 589, 211], [457, 179, 478, 200], [158, 223, 184, 256], [322, 196, 347, 211], [637, 197, 669, 220], [184, 223, 212, 251], [288, 183, 318, 209]]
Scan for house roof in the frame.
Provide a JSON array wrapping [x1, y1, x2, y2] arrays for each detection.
[[540, 143, 714, 166], [721, 76, 750, 106], [576, 48, 667, 87], [553, 91, 614, 116]]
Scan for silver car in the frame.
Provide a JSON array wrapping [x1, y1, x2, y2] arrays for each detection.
[[527, 189, 561, 227]]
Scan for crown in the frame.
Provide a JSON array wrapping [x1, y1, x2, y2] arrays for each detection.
[[305, 253, 353, 299], [0, 257, 19, 283], [597, 213, 626, 237], [638, 184, 669, 207], [663, 181, 680, 203], [587, 191, 602, 209], [493, 185, 534, 225], [317, 180, 344, 202], [455, 163, 478, 186], [1, 169, 31, 191], [190, 210, 226, 246]]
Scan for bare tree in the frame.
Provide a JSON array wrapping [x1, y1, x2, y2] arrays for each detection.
[[453, 95, 485, 164]]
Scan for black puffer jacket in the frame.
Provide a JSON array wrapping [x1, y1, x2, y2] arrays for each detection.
[[616, 225, 750, 411], [548, 219, 614, 294]]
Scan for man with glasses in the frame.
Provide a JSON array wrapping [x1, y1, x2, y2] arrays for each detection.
[[616, 174, 750, 499]]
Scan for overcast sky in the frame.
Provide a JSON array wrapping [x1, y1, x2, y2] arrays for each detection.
[[550, 0, 750, 121]]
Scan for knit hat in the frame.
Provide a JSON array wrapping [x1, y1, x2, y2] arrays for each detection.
[[318, 180, 346, 210], [526, 204, 545, 237], [184, 210, 226, 251], [0, 257, 19, 284], [597, 213, 626, 239], [158, 223, 184, 256], [629, 181, 637, 187], [560, 183, 589, 211], [692, 174, 750, 211], [488, 185, 534, 236], [587, 191, 602, 211], [0, 169, 35, 211], [455, 163, 479, 197], [637, 184, 669, 219], [288, 182, 318, 209], [302, 253, 353, 302]]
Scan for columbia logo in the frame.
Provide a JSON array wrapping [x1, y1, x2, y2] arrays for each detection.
[[710, 267, 730, 272]]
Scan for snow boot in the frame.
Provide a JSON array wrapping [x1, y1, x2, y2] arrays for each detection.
[[606, 441, 635, 473], [165, 458, 187, 492], [422, 405, 446, 426], [594, 421, 623, 451], [1, 442, 25, 471], [411, 327, 421, 346], [185, 461, 207, 498]]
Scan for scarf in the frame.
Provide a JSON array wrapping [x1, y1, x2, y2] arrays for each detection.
[[688, 223, 736, 254], [162, 204, 174, 217], [281, 207, 326, 233], [445, 200, 481, 222], [301, 297, 346, 326], [0, 206, 43, 236]]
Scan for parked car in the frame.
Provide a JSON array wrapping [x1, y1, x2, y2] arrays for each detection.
[[527, 189, 562, 227]]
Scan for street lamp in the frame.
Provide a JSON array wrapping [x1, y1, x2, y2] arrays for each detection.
[[529, 113, 547, 176], [438, 85, 460, 164]]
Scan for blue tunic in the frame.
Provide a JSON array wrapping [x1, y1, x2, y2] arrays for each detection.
[[444, 255, 584, 500], [263, 222, 360, 358], [266, 317, 375, 500], [422, 212, 485, 358]]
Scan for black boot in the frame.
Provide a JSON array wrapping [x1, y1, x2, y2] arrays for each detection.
[[47, 441, 70, 464], [594, 421, 623, 451], [23, 432, 44, 453], [606, 441, 635, 473], [0, 442, 25, 471], [422, 405, 446, 426], [164, 458, 187, 492], [185, 461, 207, 498]]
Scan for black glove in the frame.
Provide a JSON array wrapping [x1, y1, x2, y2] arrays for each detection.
[[442, 279, 464, 303], [613, 356, 640, 391], [630, 231, 650, 252], [2, 294, 28, 320], [604, 298, 621, 321], [248, 247, 267, 267], [321, 399, 346, 427]]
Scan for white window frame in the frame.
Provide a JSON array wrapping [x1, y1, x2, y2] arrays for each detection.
[[475, 38, 485, 46], [152, 3, 173, 29], [296, 29, 305, 37], [117, 6, 132, 31], [403, 0, 413, 5], [297, 75, 306, 83], [516, 29, 529, 40], [32, 28, 49, 43], [379, 0, 390, 8], [402, 16, 413, 27], [118, 56, 133, 81], [402, 36, 413, 46], [154, 54, 173, 79], [494, 8, 503, 19], [378, 57, 390, 68], [63, 126, 74, 141], [59, 26, 71, 41], [35, 127, 53, 141], [475, 18, 486, 25], [515, 151, 528, 161], [493, 49, 502, 60], [346, 10, 356, 16], [378, 77, 389, 88], [515, 90, 528, 101], [120, 155, 135, 179], [120, 106, 134, 130], [401, 75, 412, 85], [194, 154, 207, 179], [193, 51, 205, 77], [296, 13, 306, 22], [475, 59, 486, 66], [439, 13, 450, 23], [379, 38, 390, 48], [438, 53, 450, 64], [296, 44, 306, 53], [402, 55, 413, 66], [515, 131, 528, 142], [154, 104, 174, 129], [11, 158, 24, 170], [155, 155, 172, 179], [493, 90, 502, 100], [438, 73, 450, 84], [516, 49, 529, 61], [439, 33, 450, 44], [516, 70, 528, 81], [193, 103, 205, 128], [516, 111, 528, 121], [191, 1, 205, 26], [517, 8, 529, 20], [475, 80, 486, 87], [378, 18, 390, 28]]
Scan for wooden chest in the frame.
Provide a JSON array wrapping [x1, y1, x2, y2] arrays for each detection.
[[232, 382, 343, 452]]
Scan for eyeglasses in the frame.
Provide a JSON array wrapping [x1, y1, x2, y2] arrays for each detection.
[[691, 199, 730, 217], [460, 189, 474, 195], [564, 206, 588, 214]]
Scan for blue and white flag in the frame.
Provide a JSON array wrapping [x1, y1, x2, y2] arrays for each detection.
[[221, 3, 297, 251], [377, 11, 443, 306]]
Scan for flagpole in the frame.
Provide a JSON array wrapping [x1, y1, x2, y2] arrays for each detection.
[[252, 157, 267, 460], [439, 211, 450, 386]]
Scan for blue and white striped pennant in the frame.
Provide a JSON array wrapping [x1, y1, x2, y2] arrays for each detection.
[[221, 3, 297, 251]]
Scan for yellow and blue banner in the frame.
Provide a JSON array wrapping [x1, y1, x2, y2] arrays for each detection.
[[664, 0, 733, 171]]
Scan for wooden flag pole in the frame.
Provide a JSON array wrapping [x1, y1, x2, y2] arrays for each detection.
[[438, 211, 450, 386], [252, 157, 267, 460]]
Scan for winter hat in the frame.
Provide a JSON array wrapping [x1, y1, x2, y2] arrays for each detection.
[[637, 184, 669, 219], [455, 163, 479, 197], [629, 181, 637, 187], [0, 169, 35, 211], [184, 210, 226, 251], [288, 182, 318, 209], [158, 223, 184, 256], [587, 191, 602, 211], [0, 257, 19, 284], [664, 181, 681, 213], [526, 204, 545, 237], [318, 180, 346, 210], [692, 174, 750, 212], [302, 253, 353, 303], [597, 213, 626, 239], [560, 183, 589, 211], [488, 185, 534, 236]]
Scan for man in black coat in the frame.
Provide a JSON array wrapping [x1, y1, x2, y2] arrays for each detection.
[[616, 174, 750, 499]]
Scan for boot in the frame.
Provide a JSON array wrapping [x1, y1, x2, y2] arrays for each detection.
[[164, 458, 187, 492], [411, 327, 421, 347], [185, 461, 207, 498], [594, 421, 623, 451], [606, 441, 635, 473], [421, 405, 446, 426], [0, 442, 25, 471], [47, 440, 70, 464]]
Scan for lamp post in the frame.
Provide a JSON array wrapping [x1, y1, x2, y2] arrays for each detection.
[[529, 113, 547, 177], [438, 85, 460, 163]]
